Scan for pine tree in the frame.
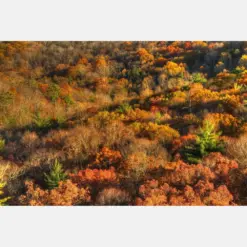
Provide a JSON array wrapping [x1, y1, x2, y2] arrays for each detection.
[[44, 159, 67, 189], [181, 121, 224, 164]]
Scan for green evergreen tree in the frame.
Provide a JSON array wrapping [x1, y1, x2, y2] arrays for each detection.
[[181, 121, 224, 164], [33, 111, 51, 129], [117, 103, 132, 114], [44, 159, 67, 189]]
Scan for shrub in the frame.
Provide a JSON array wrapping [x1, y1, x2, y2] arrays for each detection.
[[226, 134, 247, 168], [123, 152, 150, 180], [21, 131, 39, 149], [123, 151, 167, 180], [103, 120, 135, 149], [44, 159, 67, 189], [96, 188, 131, 205], [64, 125, 102, 163], [122, 138, 169, 160]]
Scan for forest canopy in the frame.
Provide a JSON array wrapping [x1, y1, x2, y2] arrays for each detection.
[[1, 41, 247, 206]]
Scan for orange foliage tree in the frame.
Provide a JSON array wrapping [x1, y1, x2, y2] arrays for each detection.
[[137, 48, 154, 65], [19, 180, 91, 206], [70, 167, 118, 186], [136, 156, 236, 206], [90, 147, 122, 169]]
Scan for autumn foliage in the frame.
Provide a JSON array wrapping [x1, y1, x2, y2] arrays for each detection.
[[136, 153, 237, 206], [19, 180, 91, 206], [70, 167, 118, 185], [2, 41, 247, 206]]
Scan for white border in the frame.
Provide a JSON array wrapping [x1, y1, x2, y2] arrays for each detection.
[[0, 0, 247, 40], [0, 206, 246, 246], [1, 0, 247, 246]]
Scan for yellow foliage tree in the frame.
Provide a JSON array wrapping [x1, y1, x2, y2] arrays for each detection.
[[137, 48, 154, 65], [239, 55, 247, 68], [164, 61, 185, 77], [0, 182, 10, 206]]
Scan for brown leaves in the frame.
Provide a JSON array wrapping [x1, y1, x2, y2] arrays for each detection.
[[96, 187, 131, 205]]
